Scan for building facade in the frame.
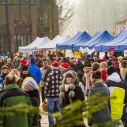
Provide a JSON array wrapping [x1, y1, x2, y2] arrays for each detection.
[[0, 0, 58, 54], [116, 15, 127, 35]]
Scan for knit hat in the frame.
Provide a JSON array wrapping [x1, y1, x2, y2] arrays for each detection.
[[114, 61, 119, 67], [107, 66, 116, 76], [59, 63, 69, 70], [51, 60, 59, 69], [87, 54, 91, 59], [5, 56, 8, 59], [77, 58, 81, 63], [22, 77, 38, 91], [30, 57, 35, 64], [2, 71, 8, 80], [42, 58, 47, 61], [21, 60, 27, 65], [43, 61, 48, 66], [63, 57, 67, 62], [117, 56, 123, 63], [100, 62, 107, 70], [22, 65, 29, 71]]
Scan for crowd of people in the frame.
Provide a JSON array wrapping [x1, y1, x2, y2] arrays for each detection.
[[0, 54, 127, 127]]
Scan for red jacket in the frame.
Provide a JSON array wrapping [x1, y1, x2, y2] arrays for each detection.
[[101, 70, 107, 81]]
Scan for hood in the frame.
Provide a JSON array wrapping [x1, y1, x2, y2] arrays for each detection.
[[83, 67, 92, 73], [107, 72, 121, 82], [62, 70, 77, 84]]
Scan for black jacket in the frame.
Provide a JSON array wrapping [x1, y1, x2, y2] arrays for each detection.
[[25, 90, 40, 127], [84, 59, 91, 67], [70, 65, 78, 72], [17, 72, 34, 88]]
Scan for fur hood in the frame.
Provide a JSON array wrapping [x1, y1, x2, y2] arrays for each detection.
[[83, 67, 92, 73], [62, 70, 77, 84]]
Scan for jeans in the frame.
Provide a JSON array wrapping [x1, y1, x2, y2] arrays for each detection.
[[121, 107, 127, 127], [47, 98, 61, 127], [41, 87, 45, 102], [112, 120, 120, 127]]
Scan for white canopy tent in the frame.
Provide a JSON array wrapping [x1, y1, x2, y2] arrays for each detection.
[[36, 35, 71, 51]]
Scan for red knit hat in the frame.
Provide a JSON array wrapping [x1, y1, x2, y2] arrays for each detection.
[[21, 60, 27, 65], [59, 63, 69, 70], [114, 61, 119, 67], [51, 60, 59, 69]]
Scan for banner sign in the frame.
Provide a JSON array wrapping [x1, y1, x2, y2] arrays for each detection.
[[110, 48, 114, 55]]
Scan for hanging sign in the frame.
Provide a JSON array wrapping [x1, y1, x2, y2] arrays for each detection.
[[110, 48, 114, 55], [124, 50, 127, 57]]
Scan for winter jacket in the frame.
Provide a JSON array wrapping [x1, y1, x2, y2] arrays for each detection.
[[29, 64, 42, 85], [0, 84, 34, 127], [101, 70, 107, 81], [83, 67, 92, 89], [124, 71, 127, 90], [44, 69, 63, 98], [25, 90, 40, 127], [88, 82, 112, 125], [120, 67, 127, 79], [77, 62, 84, 73], [43, 68, 52, 82], [17, 71, 34, 88], [84, 59, 91, 67], [104, 72, 126, 120], [70, 64, 77, 72], [40, 67, 46, 87]]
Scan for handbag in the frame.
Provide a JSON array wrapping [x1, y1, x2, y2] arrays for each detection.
[[42, 99, 47, 112]]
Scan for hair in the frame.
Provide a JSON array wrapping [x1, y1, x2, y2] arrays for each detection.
[[121, 60, 127, 68], [35, 59, 42, 68], [92, 71, 101, 79], [92, 62, 100, 71], [107, 66, 116, 76], [5, 75, 16, 85]]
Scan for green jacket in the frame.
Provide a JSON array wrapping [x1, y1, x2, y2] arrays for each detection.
[[0, 84, 34, 127]]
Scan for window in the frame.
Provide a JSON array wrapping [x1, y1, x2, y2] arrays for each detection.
[[0, 5, 6, 28]]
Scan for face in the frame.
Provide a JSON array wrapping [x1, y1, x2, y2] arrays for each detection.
[[59, 67, 65, 72], [0, 59, 2, 63], [66, 76, 72, 84], [23, 70, 29, 75], [43, 64, 46, 68], [8, 60, 11, 64], [73, 62, 76, 65]]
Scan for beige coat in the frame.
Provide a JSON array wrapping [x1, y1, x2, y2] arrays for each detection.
[[83, 67, 92, 90], [40, 67, 46, 87], [120, 68, 127, 79]]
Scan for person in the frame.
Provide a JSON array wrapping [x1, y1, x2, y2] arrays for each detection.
[[89, 62, 100, 88], [117, 56, 123, 68], [100, 62, 107, 81], [18, 59, 27, 72], [6, 58, 14, 70], [22, 77, 41, 127], [107, 59, 113, 67], [17, 65, 34, 88], [70, 59, 77, 72], [77, 58, 84, 74], [11, 69, 20, 83], [0, 74, 34, 127], [104, 66, 126, 127], [62, 57, 69, 68], [4, 56, 8, 64], [36, 59, 43, 68], [88, 71, 112, 126], [83, 64, 92, 96], [58, 58, 62, 65], [59, 62, 69, 74], [40, 61, 48, 102], [44, 60, 63, 127], [59, 70, 85, 127], [84, 54, 91, 67], [120, 60, 127, 80], [0, 57, 4, 71], [15, 58, 21, 69], [29, 57, 42, 85]]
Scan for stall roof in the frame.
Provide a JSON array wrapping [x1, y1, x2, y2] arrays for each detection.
[[56, 31, 91, 50], [36, 35, 71, 50], [79, 31, 113, 50], [94, 29, 127, 52]]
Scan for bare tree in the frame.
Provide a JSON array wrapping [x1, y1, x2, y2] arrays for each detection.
[[34, 0, 75, 39]]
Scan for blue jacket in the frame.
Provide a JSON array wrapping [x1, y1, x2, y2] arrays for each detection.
[[29, 64, 42, 85]]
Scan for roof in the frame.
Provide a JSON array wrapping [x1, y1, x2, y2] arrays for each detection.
[[117, 14, 127, 23]]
